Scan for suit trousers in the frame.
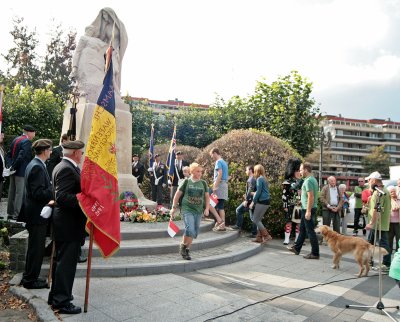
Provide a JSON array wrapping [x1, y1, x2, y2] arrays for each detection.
[[7, 175, 25, 218], [322, 209, 340, 233], [49, 240, 80, 308], [151, 184, 164, 205], [22, 224, 47, 284]]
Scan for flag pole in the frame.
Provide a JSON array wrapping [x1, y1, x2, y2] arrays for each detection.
[[84, 22, 117, 312], [0, 84, 4, 134], [84, 224, 94, 313]]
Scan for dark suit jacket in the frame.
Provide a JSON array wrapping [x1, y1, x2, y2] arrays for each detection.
[[52, 159, 86, 242], [149, 162, 167, 186], [19, 158, 53, 227], [132, 161, 145, 184], [171, 160, 189, 186], [5, 135, 32, 177]]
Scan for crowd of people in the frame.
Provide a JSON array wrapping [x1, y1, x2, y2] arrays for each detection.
[[1, 124, 400, 315]]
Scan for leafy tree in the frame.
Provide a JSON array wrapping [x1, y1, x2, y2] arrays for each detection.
[[2, 17, 42, 89], [2, 84, 64, 140], [41, 24, 76, 102], [361, 146, 391, 178]]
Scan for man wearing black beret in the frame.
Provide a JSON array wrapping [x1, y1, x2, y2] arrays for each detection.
[[20, 139, 54, 289], [5, 125, 36, 220], [132, 154, 144, 185], [48, 139, 85, 314]]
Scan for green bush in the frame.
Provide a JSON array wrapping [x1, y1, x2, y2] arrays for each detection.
[[195, 129, 302, 236]]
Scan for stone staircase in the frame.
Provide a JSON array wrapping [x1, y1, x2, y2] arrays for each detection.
[[41, 219, 262, 277]]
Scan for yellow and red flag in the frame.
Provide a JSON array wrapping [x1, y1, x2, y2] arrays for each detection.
[[77, 46, 120, 258]]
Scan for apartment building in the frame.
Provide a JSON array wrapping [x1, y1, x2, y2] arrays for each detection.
[[125, 97, 209, 114], [320, 115, 400, 182]]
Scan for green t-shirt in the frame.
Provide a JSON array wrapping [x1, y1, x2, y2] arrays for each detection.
[[301, 175, 318, 209], [179, 178, 208, 215], [368, 188, 391, 231], [354, 185, 368, 209]]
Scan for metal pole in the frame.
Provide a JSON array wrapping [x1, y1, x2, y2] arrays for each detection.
[[319, 126, 323, 189]]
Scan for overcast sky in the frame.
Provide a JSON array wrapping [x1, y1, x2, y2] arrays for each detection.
[[0, 0, 399, 121]]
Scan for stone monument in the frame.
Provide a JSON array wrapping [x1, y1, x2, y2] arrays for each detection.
[[62, 7, 155, 209]]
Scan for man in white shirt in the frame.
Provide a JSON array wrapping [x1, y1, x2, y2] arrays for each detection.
[[319, 176, 344, 233]]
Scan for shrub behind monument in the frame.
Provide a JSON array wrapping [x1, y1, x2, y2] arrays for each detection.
[[196, 129, 302, 236]]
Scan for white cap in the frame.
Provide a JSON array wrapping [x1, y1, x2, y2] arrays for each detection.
[[365, 171, 382, 180]]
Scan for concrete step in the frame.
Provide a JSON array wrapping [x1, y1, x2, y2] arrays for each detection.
[[119, 219, 215, 239], [42, 236, 262, 277], [84, 230, 239, 256]]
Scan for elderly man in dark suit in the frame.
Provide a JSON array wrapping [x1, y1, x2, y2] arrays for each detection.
[[48, 140, 85, 315], [6, 125, 36, 220], [20, 139, 54, 289]]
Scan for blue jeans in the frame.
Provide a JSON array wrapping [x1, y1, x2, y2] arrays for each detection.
[[183, 212, 202, 238], [294, 208, 319, 256], [368, 229, 391, 267], [235, 203, 257, 235]]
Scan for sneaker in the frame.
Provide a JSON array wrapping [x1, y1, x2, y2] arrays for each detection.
[[229, 225, 240, 230], [352, 231, 358, 237], [287, 246, 299, 255], [303, 253, 319, 260], [185, 248, 191, 260], [372, 264, 389, 272]]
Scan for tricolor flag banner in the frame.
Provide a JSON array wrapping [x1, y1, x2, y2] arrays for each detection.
[[210, 193, 219, 208], [167, 220, 180, 237], [166, 125, 176, 183], [149, 124, 155, 168], [77, 46, 120, 258]]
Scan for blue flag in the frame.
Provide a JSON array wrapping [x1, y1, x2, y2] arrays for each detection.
[[149, 124, 154, 167], [166, 126, 177, 183]]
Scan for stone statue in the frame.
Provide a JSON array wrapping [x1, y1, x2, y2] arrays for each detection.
[[64, 8, 155, 209], [71, 7, 128, 103]]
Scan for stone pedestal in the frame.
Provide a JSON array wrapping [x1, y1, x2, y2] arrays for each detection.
[[61, 95, 156, 210]]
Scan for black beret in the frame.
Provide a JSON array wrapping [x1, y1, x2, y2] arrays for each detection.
[[62, 140, 85, 150], [154, 153, 160, 158], [32, 139, 52, 151], [23, 124, 36, 132], [176, 151, 183, 155], [132, 154, 139, 158]]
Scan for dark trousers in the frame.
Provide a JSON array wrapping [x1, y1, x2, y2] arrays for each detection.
[[368, 229, 391, 267], [151, 183, 163, 205], [235, 203, 257, 235], [22, 224, 47, 284], [389, 222, 400, 254], [294, 208, 319, 256], [322, 209, 340, 233], [353, 208, 362, 233], [49, 240, 80, 308]]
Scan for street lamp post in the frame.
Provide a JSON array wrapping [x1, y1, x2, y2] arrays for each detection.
[[319, 126, 324, 189]]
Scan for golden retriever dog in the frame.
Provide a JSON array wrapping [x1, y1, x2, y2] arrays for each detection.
[[318, 225, 388, 277]]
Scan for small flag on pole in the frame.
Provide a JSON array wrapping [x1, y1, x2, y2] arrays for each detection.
[[166, 125, 176, 183], [210, 193, 219, 208], [149, 124, 155, 168], [167, 220, 180, 237]]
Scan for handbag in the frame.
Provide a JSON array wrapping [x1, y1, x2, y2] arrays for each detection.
[[292, 206, 302, 223]]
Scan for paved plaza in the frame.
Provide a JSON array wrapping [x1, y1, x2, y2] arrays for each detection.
[[8, 235, 400, 322]]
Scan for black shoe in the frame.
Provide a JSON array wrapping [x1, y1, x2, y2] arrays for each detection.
[[179, 243, 187, 259], [23, 280, 48, 289], [287, 246, 299, 255], [78, 256, 87, 263], [185, 248, 191, 261], [56, 303, 82, 314], [303, 253, 319, 259]]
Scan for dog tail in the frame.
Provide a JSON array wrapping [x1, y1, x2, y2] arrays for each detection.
[[368, 245, 389, 259]]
